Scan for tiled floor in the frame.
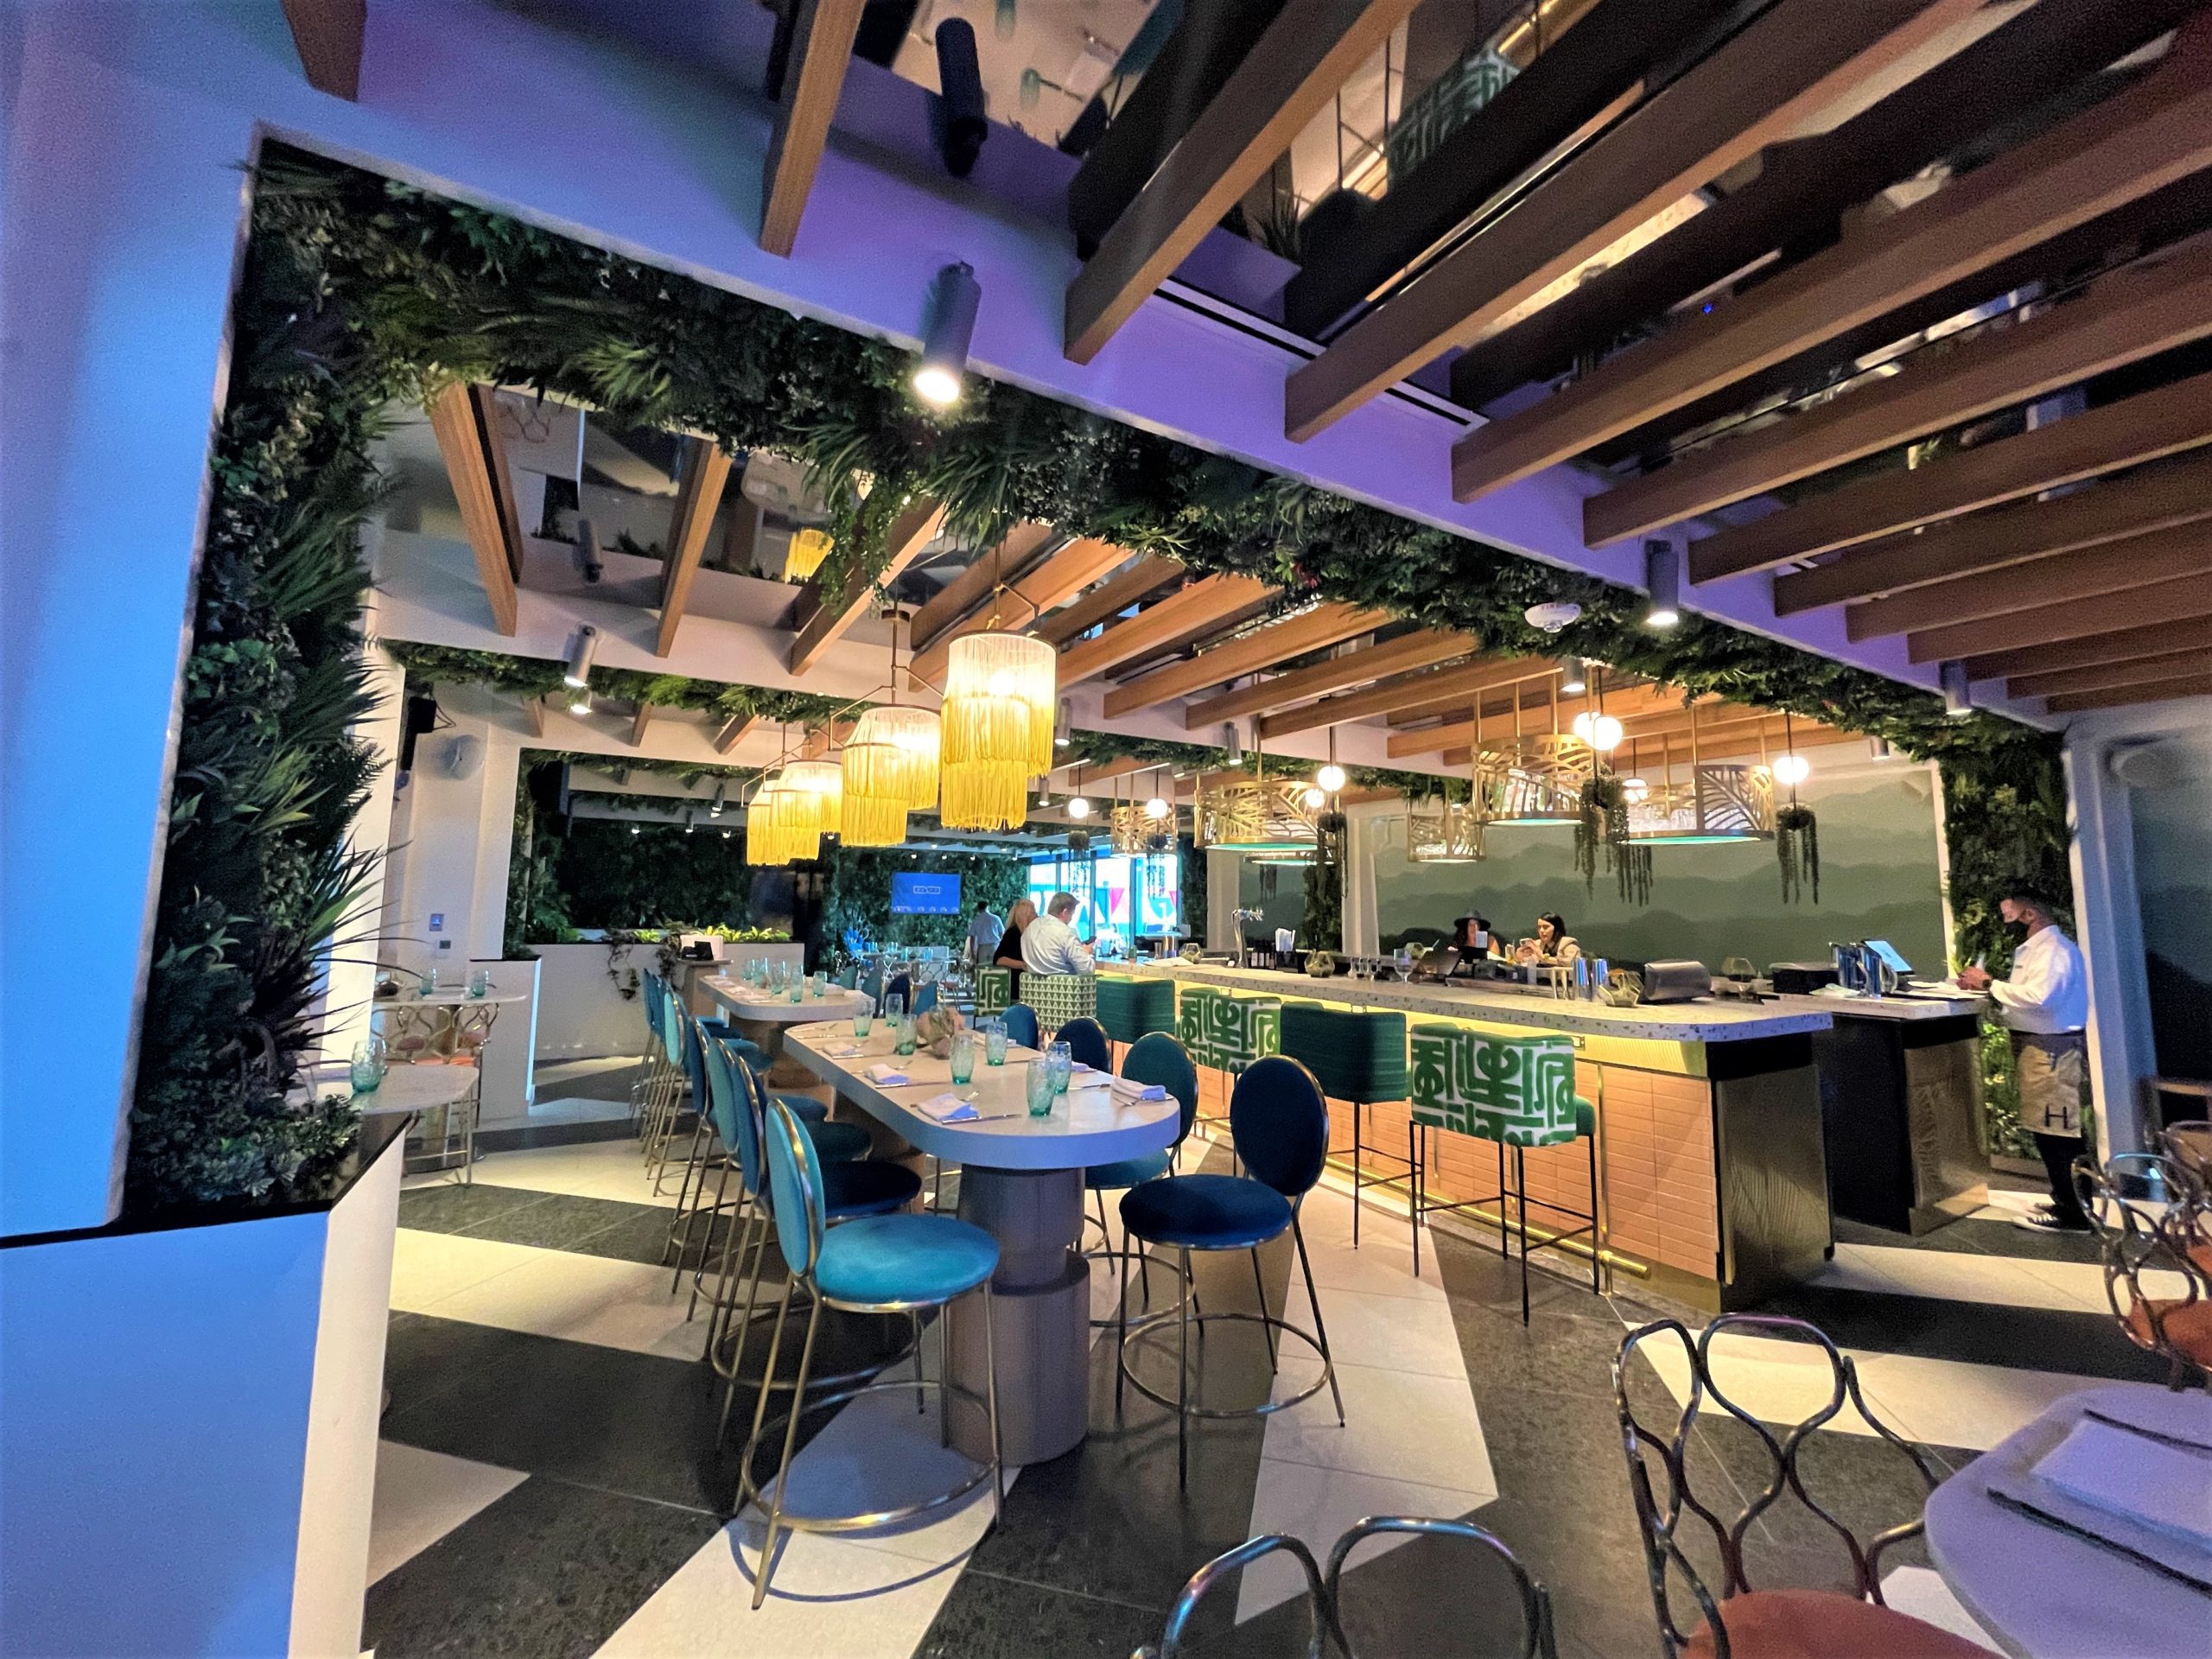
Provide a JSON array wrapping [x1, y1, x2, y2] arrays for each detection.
[[365, 1065, 2147, 1658]]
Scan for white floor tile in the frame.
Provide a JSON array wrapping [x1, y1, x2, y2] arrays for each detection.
[[1263, 1357, 1496, 1494], [1308, 1285, 1468, 1378], [1235, 1458, 1494, 1622], [1815, 1243, 2096, 1314], [1878, 1566, 2005, 1653], [468, 1140, 680, 1207], [365, 1441, 526, 1586], [1628, 1326, 1892, 1440], [387, 1228, 535, 1310], [397, 1232, 703, 1358]]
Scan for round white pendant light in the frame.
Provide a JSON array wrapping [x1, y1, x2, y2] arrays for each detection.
[[1066, 796, 1091, 819], [1771, 752, 1811, 786], [1571, 711, 1624, 752], [1143, 795, 1170, 821], [1315, 763, 1347, 794]]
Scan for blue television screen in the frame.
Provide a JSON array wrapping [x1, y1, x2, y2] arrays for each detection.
[[890, 872, 962, 915]]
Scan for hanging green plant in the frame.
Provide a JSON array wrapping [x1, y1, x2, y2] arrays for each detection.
[[1574, 774, 1629, 895], [1615, 839, 1654, 908], [1777, 802, 1821, 905]]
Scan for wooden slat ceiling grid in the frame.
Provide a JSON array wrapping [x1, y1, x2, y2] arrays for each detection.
[[2008, 646, 2212, 701], [1906, 569, 2212, 663], [1101, 601, 1391, 717], [906, 524, 1060, 652], [1287, 0, 1988, 442], [906, 537, 1134, 690], [1182, 630, 1476, 728], [1259, 654, 1549, 739], [1033, 557, 1187, 649], [1965, 614, 2212, 682], [1058, 575, 1277, 685], [1453, 26, 2212, 509], [2045, 671, 2212, 713], [760, 0, 867, 257], [1846, 520, 2212, 642], [1440, 720, 1863, 770], [789, 497, 946, 675], [1772, 447, 2212, 614]]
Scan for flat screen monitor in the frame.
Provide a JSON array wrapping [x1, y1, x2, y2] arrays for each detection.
[[1864, 938, 1911, 974], [890, 871, 962, 916]]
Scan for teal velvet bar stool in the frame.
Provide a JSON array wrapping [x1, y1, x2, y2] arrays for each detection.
[[740, 1098, 1005, 1608], [1281, 1003, 1413, 1269], [1097, 976, 1176, 1063], [1408, 1025, 1601, 1322]]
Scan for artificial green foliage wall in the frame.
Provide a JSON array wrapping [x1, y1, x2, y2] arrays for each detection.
[[552, 819, 760, 933], [143, 146, 2074, 1205], [822, 851, 1030, 953]]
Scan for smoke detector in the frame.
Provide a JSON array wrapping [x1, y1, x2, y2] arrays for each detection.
[[1523, 601, 1582, 633]]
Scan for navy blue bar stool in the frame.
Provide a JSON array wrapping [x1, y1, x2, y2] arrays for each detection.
[[739, 1098, 1004, 1608], [1116, 1054, 1344, 1485], [999, 1002, 1039, 1052], [1084, 1033, 1201, 1327], [1058, 1015, 1111, 1072]]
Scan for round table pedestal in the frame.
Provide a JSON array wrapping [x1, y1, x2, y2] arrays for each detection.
[[943, 1166, 1090, 1465], [728, 1015, 827, 1091]]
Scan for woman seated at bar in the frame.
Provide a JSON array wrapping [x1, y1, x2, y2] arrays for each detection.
[[1514, 912, 1582, 966], [1449, 915, 1508, 975], [995, 897, 1036, 1001]]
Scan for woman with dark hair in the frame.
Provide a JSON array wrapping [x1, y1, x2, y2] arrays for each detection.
[[1450, 915, 1507, 972], [995, 897, 1037, 1001], [1515, 912, 1581, 966]]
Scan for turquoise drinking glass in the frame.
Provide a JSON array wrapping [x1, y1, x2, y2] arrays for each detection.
[[1026, 1058, 1057, 1117], [852, 1008, 874, 1039], [984, 1020, 1007, 1068], [467, 968, 490, 998], [894, 1016, 918, 1058], [949, 1031, 975, 1086]]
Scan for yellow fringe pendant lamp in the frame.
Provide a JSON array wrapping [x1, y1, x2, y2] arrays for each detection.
[[850, 704, 940, 810], [781, 760, 844, 837], [838, 741, 912, 848], [940, 632, 1055, 830], [747, 772, 821, 865]]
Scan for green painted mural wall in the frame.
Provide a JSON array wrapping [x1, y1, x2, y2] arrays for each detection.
[[1373, 765, 1950, 973]]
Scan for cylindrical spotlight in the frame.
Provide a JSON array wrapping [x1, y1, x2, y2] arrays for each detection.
[[1054, 696, 1072, 748], [575, 515, 603, 584], [934, 20, 988, 177], [1867, 735, 1895, 762], [563, 624, 600, 688], [912, 262, 980, 409], [568, 689, 592, 716], [1560, 657, 1588, 696], [1941, 659, 1973, 718], [1643, 541, 1681, 631]]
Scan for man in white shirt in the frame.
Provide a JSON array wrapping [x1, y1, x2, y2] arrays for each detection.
[[1022, 892, 1095, 976], [1957, 887, 2090, 1233]]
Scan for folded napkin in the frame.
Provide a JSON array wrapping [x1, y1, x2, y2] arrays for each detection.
[[1110, 1077, 1167, 1103], [913, 1093, 981, 1123], [862, 1062, 910, 1086], [1069, 1061, 1101, 1075], [2035, 1417, 2212, 1552], [822, 1042, 865, 1058]]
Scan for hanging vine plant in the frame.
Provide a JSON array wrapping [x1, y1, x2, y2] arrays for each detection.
[[1573, 774, 1630, 898], [1776, 803, 1821, 904]]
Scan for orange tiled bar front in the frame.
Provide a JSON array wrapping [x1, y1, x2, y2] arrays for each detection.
[[1122, 963, 1838, 1310]]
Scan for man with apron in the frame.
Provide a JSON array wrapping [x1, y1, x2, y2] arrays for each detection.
[[1958, 887, 2091, 1233]]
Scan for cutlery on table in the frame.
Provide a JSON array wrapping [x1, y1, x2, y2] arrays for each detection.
[[1986, 1490, 2212, 1596]]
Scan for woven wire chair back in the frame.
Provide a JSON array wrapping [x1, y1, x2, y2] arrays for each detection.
[[2074, 1148, 2211, 1388]]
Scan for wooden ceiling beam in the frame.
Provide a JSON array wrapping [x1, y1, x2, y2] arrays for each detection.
[[1694, 370, 2212, 580], [715, 715, 761, 754], [760, 0, 867, 257], [1446, 0, 2201, 413], [1103, 601, 1391, 717], [1459, 31, 2212, 515], [1287, 0, 1726, 340], [1385, 682, 1700, 757], [1058, 575, 1276, 685], [425, 383, 523, 636], [1109, 594, 1278, 682], [907, 524, 1059, 652], [630, 703, 655, 746], [2010, 648, 2212, 701], [654, 438, 734, 657], [789, 496, 945, 676], [1965, 616, 2212, 682], [1440, 719, 1857, 769], [1033, 556, 1187, 649], [1386, 663, 1577, 728], [1065, 0, 1421, 364], [524, 697, 546, 739], [1288, 0, 1982, 443], [1184, 630, 1475, 728], [1261, 655, 1547, 739], [2046, 671, 2212, 714], [1853, 523, 2212, 642], [1907, 570, 2212, 664], [1773, 448, 2212, 614], [906, 536, 1132, 690], [280, 0, 365, 98]]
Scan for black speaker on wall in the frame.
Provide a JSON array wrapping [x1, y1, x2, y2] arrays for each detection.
[[397, 694, 439, 779]]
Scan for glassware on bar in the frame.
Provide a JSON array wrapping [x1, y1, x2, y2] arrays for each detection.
[[467, 968, 491, 998]]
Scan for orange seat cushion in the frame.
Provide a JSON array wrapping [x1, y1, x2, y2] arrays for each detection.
[[2123, 1297, 2212, 1365], [1685, 1590, 1994, 1659]]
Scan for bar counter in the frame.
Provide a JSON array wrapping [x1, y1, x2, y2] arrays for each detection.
[[1120, 962, 1839, 1310]]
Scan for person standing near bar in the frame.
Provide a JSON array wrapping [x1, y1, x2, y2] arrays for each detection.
[[995, 898, 1037, 1002], [1023, 891, 1096, 976], [966, 899, 1003, 964], [1957, 887, 2091, 1234]]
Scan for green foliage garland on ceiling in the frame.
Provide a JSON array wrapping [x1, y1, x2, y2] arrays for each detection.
[[384, 642, 855, 734], [146, 145, 2070, 1205]]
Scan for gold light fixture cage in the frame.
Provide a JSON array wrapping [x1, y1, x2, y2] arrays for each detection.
[[1109, 802, 1179, 855], [1197, 776, 1320, 855], [1471, 734, 1597, 828], [1407, 796, 1484, 863], [1625, 764, 1775, 845]]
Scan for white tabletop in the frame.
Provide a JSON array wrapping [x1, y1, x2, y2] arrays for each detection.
[[1926, 1383, 2212, 1659], [702, 978, 872, 1024], [783, 1020, 1179, 1172], [380, 988, 529, 1007], [304, 1060, 476, 1116]]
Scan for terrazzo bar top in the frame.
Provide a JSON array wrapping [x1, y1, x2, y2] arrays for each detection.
[[1121, 961, 1834, 1043], [1768, 988, 1988, 1023]]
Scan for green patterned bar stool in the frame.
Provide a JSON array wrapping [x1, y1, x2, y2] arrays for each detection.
[[1027, 972, 1097, 1038], [1096, 975, 1176, 1061], [1176, 985, 1222, 1141], [974, 966, 1013, 1018], [1280, 1004, 1414, 1268], [1408, 1023, 1602, 1321], [1198, 994, 1281, 1166]]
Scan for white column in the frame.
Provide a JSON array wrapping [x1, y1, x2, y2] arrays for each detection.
[[1208, 849, 1243, 952], [1342, 802, 1387, 956], [312, 647, 409, 1065], [2063, 731, 2158, 1154]]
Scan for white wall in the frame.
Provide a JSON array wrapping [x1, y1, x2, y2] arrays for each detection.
[[384, 709, 522, 979]]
